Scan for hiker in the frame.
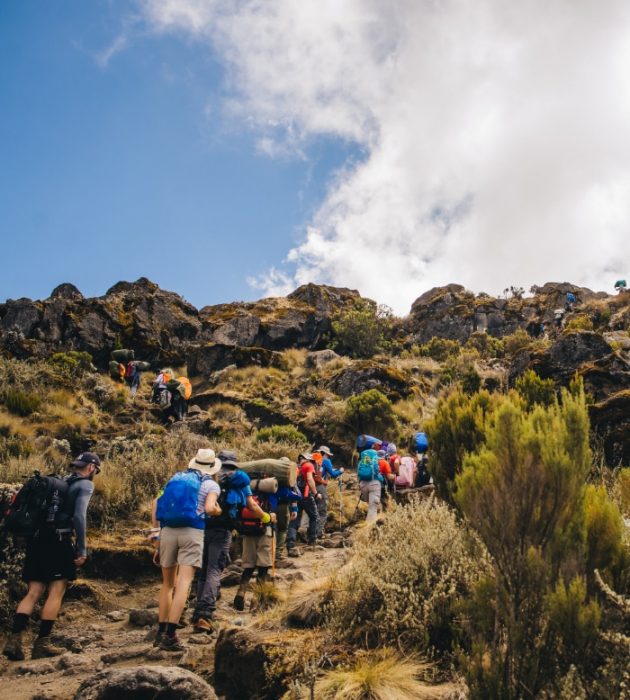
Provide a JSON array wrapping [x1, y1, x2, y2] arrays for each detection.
[[233, 476, 278, 612], [386, 443, 401, 477], [152, 448, 222, 651], [314, 445, 344, 538], [270, 483, 300, 563], [125, 360, 141, 397], [415, 453, 432, 487], [554, 308, 565, 329], [377, 450, 396, 511], [395, 451, 417, 489], [192, 450, 269, 630], [151, 369, 170, 406], [357, 448, 386, 523], [2, 452, 101, 661], [286, 453, 319, 557]]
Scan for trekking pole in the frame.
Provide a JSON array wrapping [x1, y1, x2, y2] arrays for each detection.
[[338, 473, 343, 534], [271, 524, 276, 579]]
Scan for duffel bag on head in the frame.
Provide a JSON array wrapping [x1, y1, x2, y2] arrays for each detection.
[[135, 361, 151, 372], [111, 349, 134, 362], [414, 432, 429, 454], [357, 449, 380, 481], [156, 470, 205, 530], [356, 434, 382, 451], [109, 360, 122, 380]]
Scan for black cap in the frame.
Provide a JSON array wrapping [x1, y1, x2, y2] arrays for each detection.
[[217, 450, 238, 468], [71, 452, 101, 472]]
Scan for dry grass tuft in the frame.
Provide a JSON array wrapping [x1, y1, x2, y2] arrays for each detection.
[[314, 649, 455, 700], [281, 577, 334, 628], [252, 580, 285, 611]]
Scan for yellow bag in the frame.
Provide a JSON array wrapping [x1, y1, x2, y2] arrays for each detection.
[[177, 376, 192, 400]]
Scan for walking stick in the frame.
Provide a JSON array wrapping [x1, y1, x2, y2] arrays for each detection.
[[338, 473, 344, 533], [271, 525, 276, 578]]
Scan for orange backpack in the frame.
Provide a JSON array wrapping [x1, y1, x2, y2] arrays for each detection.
[[177, 376, 192, 400]]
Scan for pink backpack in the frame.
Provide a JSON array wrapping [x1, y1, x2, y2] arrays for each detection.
[[395, 456, 415, 487]]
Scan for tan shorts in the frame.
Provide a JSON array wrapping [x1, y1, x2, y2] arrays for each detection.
[[159, 526, 204, 568], [241, 531, 273, 569]]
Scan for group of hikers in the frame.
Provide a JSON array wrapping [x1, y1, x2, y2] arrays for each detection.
[[2, 433, 431, 658]]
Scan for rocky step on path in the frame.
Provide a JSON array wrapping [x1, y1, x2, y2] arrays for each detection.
[[0, 529, 352, 700]]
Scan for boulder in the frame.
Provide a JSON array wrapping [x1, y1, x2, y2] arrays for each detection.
[[74, 665, 216, 700], [50, 283, 84, 301], [214, 627, 304, 700], [328, 360, 412, 400], [187, 343, 287, 376], [305, 349, 341, 369]]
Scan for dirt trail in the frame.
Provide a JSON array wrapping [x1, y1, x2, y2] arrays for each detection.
[[0, 529, 353, 700]]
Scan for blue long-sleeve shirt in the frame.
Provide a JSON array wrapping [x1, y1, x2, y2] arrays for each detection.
[[321, 457, 342, 480]]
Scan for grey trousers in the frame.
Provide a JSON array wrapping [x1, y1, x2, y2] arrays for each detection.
[[194, 527, 232, 620], [359, 480, 382, 522]]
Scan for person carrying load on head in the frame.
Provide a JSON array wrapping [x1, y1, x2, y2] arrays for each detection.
[[232, 473, 278, 612], [189, 450, 249, 633], [151, 448, 223, 651], [286, 453, 319, 557], [125, 360, 141, 397], [314, 445, 344, 539], [3, 452, 100, 661]]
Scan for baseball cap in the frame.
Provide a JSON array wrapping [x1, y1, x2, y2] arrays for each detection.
[[71, 452, 101, 473]]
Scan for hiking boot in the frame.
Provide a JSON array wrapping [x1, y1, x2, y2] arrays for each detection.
[[31, 636, 64, 659], [159, 634, 185, 652], [152, 632, 163, 648], [2, 631, 25, 661], [192, 618, 216, 635], [233, 593, 245, 611], [287, 548, 301, 558]]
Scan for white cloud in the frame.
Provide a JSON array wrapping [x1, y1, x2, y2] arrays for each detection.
[[140, 0, 630, 313]]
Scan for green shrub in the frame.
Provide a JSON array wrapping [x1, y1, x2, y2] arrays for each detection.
[[47, 351, 93, 376], [330, 300, 393, 359], [515, 369, 556, 408], [328, 498, 490, 653], [419, 336, 461, 362], [344, 389, 399, 439], [455, 385, 610, 698], [424, 389, 496, 502], [503, 328, 532, 356], [564, 314, 594, 332], [255, 424, 308, 445], [466, 332, 505, 359], [461, 366, 482, 394], [3, 389, 41, 416]]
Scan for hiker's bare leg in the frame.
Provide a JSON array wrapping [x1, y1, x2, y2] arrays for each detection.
[[16, 582, 46, 616], [167, 564, 196, 624], [159, 566, 177, 621], [40, 580, 67, 620]]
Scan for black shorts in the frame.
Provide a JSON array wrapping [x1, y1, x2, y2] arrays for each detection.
[[22, 531, 77, 583]]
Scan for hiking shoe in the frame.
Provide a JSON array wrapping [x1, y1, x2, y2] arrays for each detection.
[[233, 594, 245, 612], [31, 636, 64, 659], [159, 635, 185, 652], [152, 632, 163, 648], [287, 548, 301, 558], [192, 618, 216, 635], [2, 631, 25, 661]]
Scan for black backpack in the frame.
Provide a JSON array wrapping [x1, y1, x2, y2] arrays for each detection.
[[4, 472, 71, 537]]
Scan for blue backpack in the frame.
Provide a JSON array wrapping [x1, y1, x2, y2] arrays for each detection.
[[357, 449, 380, 482], [156, 470, 206, 530], [414, 432, 429, 454]]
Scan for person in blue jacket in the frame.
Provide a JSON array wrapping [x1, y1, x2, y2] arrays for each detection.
[[315, 446, 344, 538]]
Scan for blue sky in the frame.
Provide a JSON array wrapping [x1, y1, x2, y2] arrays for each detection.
[[2, 1, 629, 314], [0, 1, 356, 308]]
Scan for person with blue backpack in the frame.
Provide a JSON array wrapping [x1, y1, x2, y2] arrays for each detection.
[[357, 448, 387, 522], [191, 450, 271, 632], [151, 448, 223, 651]]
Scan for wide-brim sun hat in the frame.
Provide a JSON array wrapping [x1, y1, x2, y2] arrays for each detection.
[[217, 450, 239, 468], [318, 446, 333, 456], [188, 448, 221, 475], [298, 452, 313, 461]]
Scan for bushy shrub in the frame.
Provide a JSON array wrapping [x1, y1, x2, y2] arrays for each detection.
[[564, 314, 594, 332], [47, 351, 93, 376], [425, 389, 496, 502], [454, 385, 628, 698], [515, 369, 556, 408], [328, 498, 490, 653], [256, 424, 308, 445], [419, 337, 461, 362], [503, 328, 532, 356], [461, 366, 482, 395], [465, 332, 505, 359], [343, 389, 399, 439], [331, 300, 393, 359], [3, 389, 41, 416]]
